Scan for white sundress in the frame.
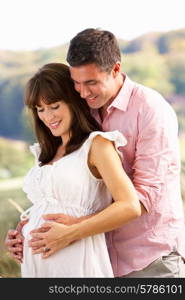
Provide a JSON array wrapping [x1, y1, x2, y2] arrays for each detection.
[[20, 130, 127, 278]]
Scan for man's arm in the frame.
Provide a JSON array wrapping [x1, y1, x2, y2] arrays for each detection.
[[131, 97, 180, 213]]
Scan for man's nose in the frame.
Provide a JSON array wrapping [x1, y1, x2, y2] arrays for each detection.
[[80, 85, 90, 99]]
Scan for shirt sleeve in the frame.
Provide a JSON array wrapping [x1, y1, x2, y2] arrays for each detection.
[[132, 97, 181, 212]]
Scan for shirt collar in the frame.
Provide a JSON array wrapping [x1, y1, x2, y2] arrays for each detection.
[[108, 73, 134, 112]]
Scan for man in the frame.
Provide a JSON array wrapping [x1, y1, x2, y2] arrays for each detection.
[[6, 28, 185, 277]]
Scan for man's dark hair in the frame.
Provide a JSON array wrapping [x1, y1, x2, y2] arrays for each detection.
[[67, 28, 121, 72]]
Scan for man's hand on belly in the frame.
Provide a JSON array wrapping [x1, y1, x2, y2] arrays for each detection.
[[5, 219, 28, 263], [42, 213, 94, 225]]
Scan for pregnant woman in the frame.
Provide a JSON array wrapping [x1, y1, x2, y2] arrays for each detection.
[[20, 62, 140, 277]]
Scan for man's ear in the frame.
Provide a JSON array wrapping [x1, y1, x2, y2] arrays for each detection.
[[112, 62, 121, 77]]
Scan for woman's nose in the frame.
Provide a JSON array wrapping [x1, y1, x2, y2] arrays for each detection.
[[43, 109, 55, 122]]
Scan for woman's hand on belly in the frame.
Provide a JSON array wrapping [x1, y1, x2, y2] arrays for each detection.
[[28, 222, 77, 258]]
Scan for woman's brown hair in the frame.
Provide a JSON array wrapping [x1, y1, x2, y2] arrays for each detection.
[[25, 63, 102, 165]]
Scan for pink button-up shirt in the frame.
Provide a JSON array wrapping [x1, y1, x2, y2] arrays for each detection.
[[91, 74, 185, 277]]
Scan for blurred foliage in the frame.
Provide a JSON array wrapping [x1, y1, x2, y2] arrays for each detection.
[[0, 187, 30, 277], [0, 253, 21, 278], [167, 53, 185, 95], [156, 28, 185, 54], [0, 28, 185, 140], [0, 138, 32, 277], [0, 44, 68, 141], [122, 28, 185, 55], [123, 50, 174, 97], [0, 138, 34, 179]]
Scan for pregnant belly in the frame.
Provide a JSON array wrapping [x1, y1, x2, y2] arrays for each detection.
[[22, 205, 68, 239], [22, 225, 113, 277], [21, 203, 95, 239]]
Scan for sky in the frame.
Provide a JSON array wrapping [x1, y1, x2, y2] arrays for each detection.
[[0, 0, 185, 51]]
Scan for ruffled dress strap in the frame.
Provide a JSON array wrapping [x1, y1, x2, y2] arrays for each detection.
[[29, 142, 41, 164], [20, 143, 41, 220], [82, 130, 127, 181], [84, 130, 127, 159]]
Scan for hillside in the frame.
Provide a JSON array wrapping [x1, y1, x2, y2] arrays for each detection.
[[121, 28, 185, 54], [0, 28, 185, 140]]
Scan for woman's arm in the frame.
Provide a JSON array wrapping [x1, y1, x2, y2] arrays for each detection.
[[74, 135, 142, 233], [30, 135, 143, 257]]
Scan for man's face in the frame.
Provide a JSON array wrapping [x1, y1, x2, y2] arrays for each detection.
[[69, 63, 116, 109]]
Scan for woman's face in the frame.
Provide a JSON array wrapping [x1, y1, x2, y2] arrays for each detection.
[[36, 99, 73, 142]]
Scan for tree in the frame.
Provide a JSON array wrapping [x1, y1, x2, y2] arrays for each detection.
[[122, 51, 174, 97]]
